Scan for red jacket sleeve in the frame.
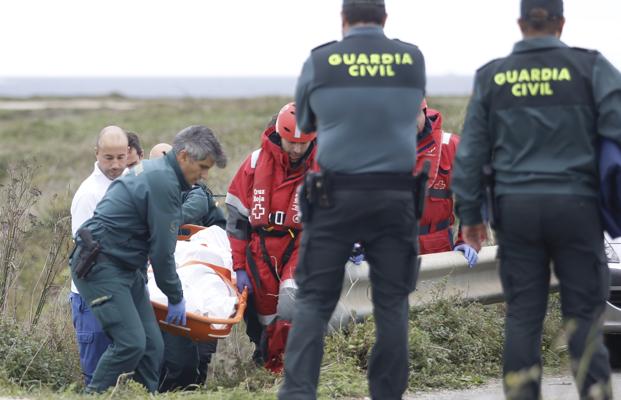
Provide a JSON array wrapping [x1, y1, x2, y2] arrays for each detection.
[[225, 153, 255, 271]]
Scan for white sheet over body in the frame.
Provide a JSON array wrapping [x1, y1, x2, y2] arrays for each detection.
[[148, 226, 238, 328]]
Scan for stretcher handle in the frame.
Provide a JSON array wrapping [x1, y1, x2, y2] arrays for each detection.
[[200, 287, 248, 324], [158, 320, 192, 333], [177, 224, 206, 241]]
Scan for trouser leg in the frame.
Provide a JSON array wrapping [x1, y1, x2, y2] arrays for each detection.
[[72, 262, 155, 393], [263, 277, 297, 372], [498, 196, 550, 400], [365, 221, 416, 400], [159, 333, 199, 392], [69, 292, 112, 385], [131, 280, 164, 392], [243, 293, 265, 364], [544, 196, 612, 399], [278, 211, 351, 399], [244, 293, 263, 345], [363, 190, 416, 400], [197, 340, 217, 384]]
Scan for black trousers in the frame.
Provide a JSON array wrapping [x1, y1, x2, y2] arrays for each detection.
[[278, 189, 418, 400], [244, 293, 266, 364], [158, 333, 217, 392], [497, 194, 612, 400]]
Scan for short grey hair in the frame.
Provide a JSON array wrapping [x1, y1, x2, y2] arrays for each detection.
[[172, 125, 227, 168]]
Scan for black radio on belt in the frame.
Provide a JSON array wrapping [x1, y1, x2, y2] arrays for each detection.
[[74, 228, 101, 279], [305, 171, 333, 209], [413, 161, 431, 219]]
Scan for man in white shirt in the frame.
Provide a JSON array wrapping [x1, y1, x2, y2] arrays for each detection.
[[70, 125, 129, 385]]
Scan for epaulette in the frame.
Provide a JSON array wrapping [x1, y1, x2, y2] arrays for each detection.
[[476, 57, 505, 73], [571, 46, 600, 55], [311, 40, 337, 52], [393, 38, 418, 48]]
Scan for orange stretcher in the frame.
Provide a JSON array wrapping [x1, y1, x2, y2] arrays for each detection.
[[151, 224, 248, 342]]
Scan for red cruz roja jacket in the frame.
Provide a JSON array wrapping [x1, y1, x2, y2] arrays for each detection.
[[225, 124, 316, 320], [415, 108, 463, 254]]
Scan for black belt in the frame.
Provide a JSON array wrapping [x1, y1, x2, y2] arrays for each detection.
[[330, 173, 415, 191], [419, 219, 450, 235]]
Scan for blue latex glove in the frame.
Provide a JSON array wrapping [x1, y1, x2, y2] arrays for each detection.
[[454, 244, 478, 268], [166, 298, 187, 326], [235, 269, 253, 294], [349, 243, 365, 265]]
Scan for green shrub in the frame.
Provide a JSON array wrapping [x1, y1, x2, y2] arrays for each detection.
[[323, 293, 566, 393], [407, 298, 505, 389], [0, 316, 80, 389]]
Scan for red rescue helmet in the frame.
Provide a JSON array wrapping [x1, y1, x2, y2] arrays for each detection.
[[276, 102, 316, 143]]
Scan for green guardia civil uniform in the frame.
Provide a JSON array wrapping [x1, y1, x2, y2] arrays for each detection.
[[71, 150, 187, 393]]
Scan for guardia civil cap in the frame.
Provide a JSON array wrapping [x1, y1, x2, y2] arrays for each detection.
[[521, 0, 563, 19], [343, 0, 385, 6]]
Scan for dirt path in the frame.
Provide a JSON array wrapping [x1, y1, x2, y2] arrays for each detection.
[[406, 373, 621, 399]]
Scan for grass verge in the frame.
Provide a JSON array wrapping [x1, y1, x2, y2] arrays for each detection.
[[0, 293, 567, 399]]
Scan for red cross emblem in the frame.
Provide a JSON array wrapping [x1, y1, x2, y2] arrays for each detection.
[[252, 203, 265, 220]]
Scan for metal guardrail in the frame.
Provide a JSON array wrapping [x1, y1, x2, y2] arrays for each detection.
[[329, 246, 501, 328]]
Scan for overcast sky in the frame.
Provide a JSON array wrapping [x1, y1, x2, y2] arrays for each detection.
[[1, 0, 619, 77]]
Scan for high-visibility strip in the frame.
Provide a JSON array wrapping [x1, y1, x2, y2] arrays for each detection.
[[258, 313, 277, 326], [442, 131, 452, 144], [250, 149, 262, 169], [280, 278, 297, 290], [225, 192, 249, 217]]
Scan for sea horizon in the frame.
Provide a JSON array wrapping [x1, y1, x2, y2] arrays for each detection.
[[0, 75, 473, 99]]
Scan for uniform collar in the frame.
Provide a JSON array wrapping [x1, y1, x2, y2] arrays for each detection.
[[344, 25, 385, 38], [512, 36, 568, 54], [165, 150, 192, 191]]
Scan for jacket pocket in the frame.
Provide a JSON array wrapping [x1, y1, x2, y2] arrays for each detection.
[[77, 332, 94, 344], [88, 295, 122, 333]]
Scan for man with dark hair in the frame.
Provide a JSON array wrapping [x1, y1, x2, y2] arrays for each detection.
[[126, 131, 144, 168], [452, 0, 621, 398], [71, 125, 226, 393], [279, 0, 426, 398], [341, 0, 386, 25]]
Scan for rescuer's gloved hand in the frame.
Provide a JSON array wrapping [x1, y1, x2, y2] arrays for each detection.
[[454, 244, 478, 268], [166, 297, 187, 326], [235, 269, 253, 294], [348, 243, 365, 265]]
